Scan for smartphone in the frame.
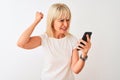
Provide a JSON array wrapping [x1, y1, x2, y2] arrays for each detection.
[[77, 32, 92, 51], [82, 32, 92, 42]]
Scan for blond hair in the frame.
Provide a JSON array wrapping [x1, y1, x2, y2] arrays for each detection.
[[46, 3, 71, 37]]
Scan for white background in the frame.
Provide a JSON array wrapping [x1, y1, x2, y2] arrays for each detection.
[[0, 0, 120, 80]]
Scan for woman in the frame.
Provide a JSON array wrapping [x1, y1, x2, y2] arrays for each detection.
[[17, 3, 91, 80]]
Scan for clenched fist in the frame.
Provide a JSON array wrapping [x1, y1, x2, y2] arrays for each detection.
[[35, 11, 44, 23]]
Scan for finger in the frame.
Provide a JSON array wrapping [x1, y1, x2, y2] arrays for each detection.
[[76, 46, 83, 51], [80, 39, 87, 46], [78, 43, 84, 48], [41, 13, 44, 18], [86, 34, 90, 42]]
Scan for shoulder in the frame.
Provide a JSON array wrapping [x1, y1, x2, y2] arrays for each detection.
[[66, 33, 78, 49], [66, 33, 78, 41], [40, 32, 48, 39], [39, 33, 49, 45]]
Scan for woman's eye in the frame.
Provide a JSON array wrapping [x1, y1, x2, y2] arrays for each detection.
[[66, 19, 70, 21], [60, 19, 64, 22]]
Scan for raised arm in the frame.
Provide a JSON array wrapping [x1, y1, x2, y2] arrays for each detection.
[[17, 12, 43, 49]]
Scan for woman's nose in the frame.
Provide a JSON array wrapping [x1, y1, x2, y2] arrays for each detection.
[[63, 20, 68, 27]]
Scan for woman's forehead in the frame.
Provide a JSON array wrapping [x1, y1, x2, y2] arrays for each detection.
[[57, 13, 70, 19]]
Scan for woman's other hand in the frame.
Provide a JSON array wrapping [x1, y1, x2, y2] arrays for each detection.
[[35, 11, 44, 23]]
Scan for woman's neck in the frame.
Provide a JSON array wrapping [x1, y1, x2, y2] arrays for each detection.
[[54, 33, 65, 39]]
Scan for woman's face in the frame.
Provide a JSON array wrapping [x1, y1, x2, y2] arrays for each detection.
[[53, 17, 70, 35]]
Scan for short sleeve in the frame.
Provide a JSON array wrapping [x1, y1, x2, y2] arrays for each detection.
[[39, 33, 48, 46], [69, 34, 78, 49]]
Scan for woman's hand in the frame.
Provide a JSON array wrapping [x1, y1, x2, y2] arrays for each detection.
[[77, 34, 91, 56], [35, 11, 44, 23]]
